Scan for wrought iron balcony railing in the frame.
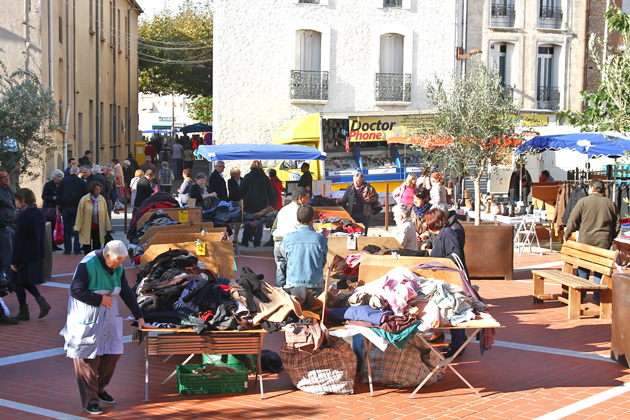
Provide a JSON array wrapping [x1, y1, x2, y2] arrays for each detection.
[[298, 0, 320, 3], [290, 70, 329, 100], [538, 6, 563, 29], [536, 86, 560, 110], [375, 73, 411, 102], [490, 4, 516, 27], [383, 0, 402, 7]]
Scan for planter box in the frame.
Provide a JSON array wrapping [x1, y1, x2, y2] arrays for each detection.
[[462, 222, 514, 280]]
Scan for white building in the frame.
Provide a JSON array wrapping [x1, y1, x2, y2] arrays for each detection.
[[214, 0, 462, 145], [138, 93, 198, 137]]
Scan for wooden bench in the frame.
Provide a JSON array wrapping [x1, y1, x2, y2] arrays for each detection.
[[532, 240, 617, 320]]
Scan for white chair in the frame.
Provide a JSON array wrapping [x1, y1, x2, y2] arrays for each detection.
[[513, 215, 542, 256]]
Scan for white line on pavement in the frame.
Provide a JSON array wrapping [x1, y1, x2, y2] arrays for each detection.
[[534, 381, 630, 420], [41, 282, 70, 289], [487, 340, 614, 363], [0, 335, 132, 367], [0, 398, 85, 420], [514, 261, 563, 272]]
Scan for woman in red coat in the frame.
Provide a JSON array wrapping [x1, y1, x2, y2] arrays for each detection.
[[268, 169, 284, 211]]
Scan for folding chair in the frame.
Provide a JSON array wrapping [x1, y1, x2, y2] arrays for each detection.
[[513, 215, 541, 256]]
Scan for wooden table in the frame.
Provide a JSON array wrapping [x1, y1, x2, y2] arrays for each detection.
[[136, 328, 266, 401]]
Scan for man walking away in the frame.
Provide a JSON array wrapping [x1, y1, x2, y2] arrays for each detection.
[[57, 166, 89, 255], [158, 162, 174, 193], [564, 179, 620, 303]]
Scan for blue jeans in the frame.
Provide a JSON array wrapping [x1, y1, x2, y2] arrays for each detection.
[[61, 208, 81, 254], [172, 158, 183, 179], [273, 241, 287, 288], [577, 267, 602, 304]]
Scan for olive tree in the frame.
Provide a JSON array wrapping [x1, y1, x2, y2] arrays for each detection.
[[0, 63, 61, 189], [415, 58, 522, 225]]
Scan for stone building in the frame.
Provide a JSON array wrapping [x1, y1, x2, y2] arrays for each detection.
[[0, 0, 142, 196]]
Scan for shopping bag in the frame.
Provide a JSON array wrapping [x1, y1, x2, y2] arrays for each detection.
[[54, 214, 64, 245]]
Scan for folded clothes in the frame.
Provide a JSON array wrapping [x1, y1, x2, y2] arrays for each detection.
[[327, 305, 393, 326]]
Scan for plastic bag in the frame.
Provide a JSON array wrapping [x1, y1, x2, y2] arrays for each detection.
[[54, 214, 64, 245]]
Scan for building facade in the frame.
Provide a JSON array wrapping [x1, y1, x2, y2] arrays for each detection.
[[214, 0, 461, 145], [0, 0, 141, 196]]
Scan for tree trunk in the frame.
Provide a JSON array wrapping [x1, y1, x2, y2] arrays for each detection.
[[473, 175, 482, 226]]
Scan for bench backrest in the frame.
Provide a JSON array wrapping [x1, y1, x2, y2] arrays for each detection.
[[560, 241, 618, 286]]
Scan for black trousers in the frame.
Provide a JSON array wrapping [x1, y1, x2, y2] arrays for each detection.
[[83, 228, 101, 255]]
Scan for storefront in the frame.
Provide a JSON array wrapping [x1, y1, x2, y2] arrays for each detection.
[[271, 112, 433, 192]]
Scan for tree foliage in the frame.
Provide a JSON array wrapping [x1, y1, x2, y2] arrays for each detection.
[[558, 6, 630, 135], [414, 58, 522, 224], [138, 0, 213, 97], [188, 96, 213, 124], [0, 62, 61, 188]]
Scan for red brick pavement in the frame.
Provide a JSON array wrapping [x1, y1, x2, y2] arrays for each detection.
[[0, 249, 629, 419]]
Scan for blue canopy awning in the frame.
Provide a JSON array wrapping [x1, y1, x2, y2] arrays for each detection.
[[516, 133, 630, 158], [179, 123, 212, 133], [197, 143, 327, 162]]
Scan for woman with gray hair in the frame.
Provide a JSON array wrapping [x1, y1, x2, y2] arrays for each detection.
[[191, 172, 217, 209], [339, 171, 378, 233], [392, 203, 418, 250], [61, 239, 154, 415], [42, 169, 65, 251]]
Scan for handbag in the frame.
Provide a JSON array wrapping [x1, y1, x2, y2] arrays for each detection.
[[371, 200, 383, 215], [53, 214, 64, 246], [42, 207, 57, 222]]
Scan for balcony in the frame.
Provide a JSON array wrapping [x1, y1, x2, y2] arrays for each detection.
[[538, 6, 563, 29], [536, 86, 560, 110], [298, 0, 320, 3], [383, 0, 402, 7], [490, 3, 516, 28], [375, 73, 411, 102], [290, 70, 329, 101]]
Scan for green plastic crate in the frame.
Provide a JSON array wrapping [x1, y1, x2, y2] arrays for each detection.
[[202, 354, 258, 373], [177, 364, 248, 395]]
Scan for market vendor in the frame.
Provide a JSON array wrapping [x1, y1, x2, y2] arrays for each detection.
[[282, 206, 328, 296], [60, 240, 153, 415]]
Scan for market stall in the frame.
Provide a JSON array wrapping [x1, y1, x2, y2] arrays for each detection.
[[137, 207, 203, 231], [139, 223, 216, 245]]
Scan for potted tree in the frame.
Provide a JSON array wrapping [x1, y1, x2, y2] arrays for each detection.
[[413, 58, 522, 279]]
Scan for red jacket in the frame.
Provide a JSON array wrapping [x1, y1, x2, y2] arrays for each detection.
[[270, 177, 283, 210]]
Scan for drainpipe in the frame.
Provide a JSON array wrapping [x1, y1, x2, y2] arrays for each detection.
[[95, 0, 100, 163], [462, 0, 468, 75], [113, 0, 117, 160], [603, 0, 611, 81], [48, 0, 54, 93], [127, 7, 132, 155], [64, 0, 72, 168], [582, 0, 590, 111]]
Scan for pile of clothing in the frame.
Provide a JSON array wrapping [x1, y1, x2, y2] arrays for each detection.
[[134, 253, 322, 335], [127, 192, 179, 239], [324, 265, 488, 351]]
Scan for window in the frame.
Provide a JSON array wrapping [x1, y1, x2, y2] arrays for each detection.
[[490, 44, 507, 85], [78, 113, 84, 152], [376, 33, 410, 102], [59, 16, 63, 44], [490, 0, 516, 28], [118, 10, 122, 53], [89, 0, 94, 33], [100, 0, 105, 41], [383, 0, 402, 7], [110, 2, 114, 47], [536, 45, 560, 110], [89, 100, 94, 151], [290, 30, 328, 100], [538, 0, 563, 29], [125, 16, 129, 56]]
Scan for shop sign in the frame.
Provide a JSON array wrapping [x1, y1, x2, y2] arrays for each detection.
[[507, 114, 549, 127], [348, 115, 427, 142]]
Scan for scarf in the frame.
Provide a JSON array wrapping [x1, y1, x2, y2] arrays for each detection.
[[90, 194, 100, 224], [413, 202, 431, 219]]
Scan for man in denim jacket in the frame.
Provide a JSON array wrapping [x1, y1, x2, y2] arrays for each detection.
[[282, 206, 328, 294]]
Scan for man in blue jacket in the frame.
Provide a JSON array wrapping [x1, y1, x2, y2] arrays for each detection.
[[282, 206, 328, 295]]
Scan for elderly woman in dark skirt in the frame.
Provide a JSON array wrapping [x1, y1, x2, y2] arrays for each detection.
[[10, 188, 51, 321]]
